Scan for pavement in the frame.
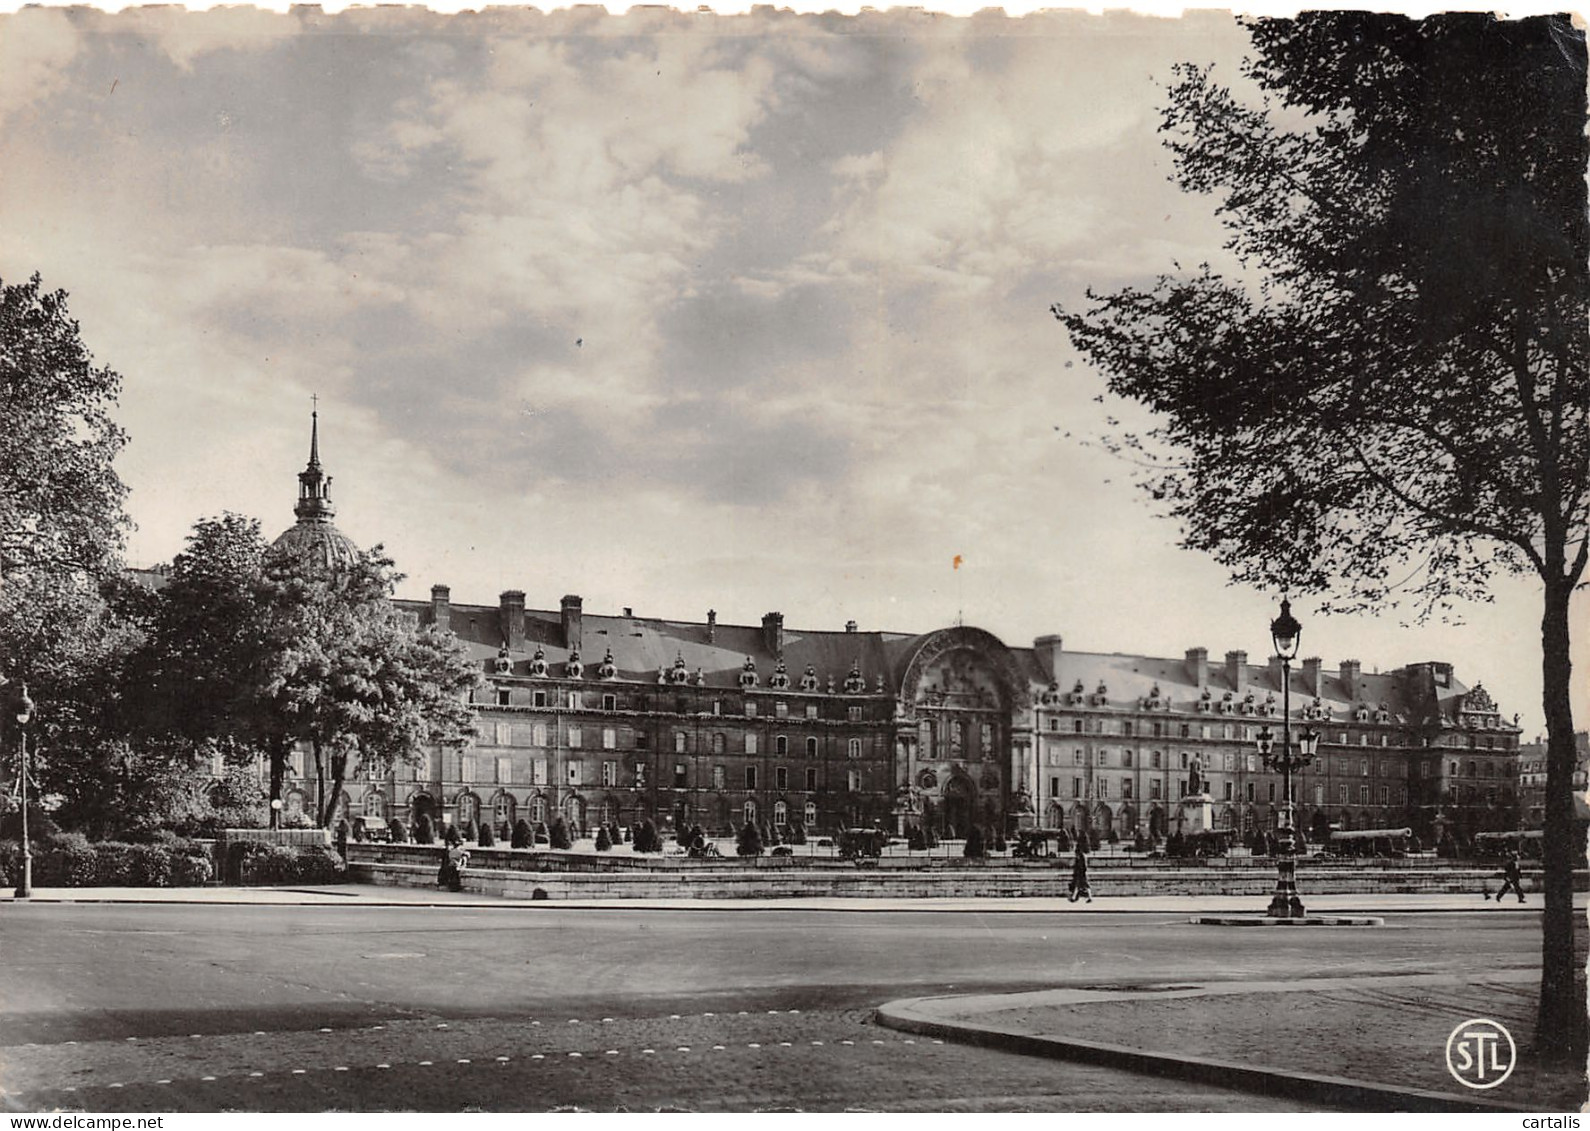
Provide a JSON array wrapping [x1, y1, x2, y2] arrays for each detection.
[[2, 887, 1581, 1112], [0, 883, 1573, 913]]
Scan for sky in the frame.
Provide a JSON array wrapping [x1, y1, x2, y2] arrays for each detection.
[[1, 5, 1581, 735]]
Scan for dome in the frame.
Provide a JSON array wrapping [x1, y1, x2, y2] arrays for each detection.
[[271, 520, 360, 573], [270, 407, 360, 573]]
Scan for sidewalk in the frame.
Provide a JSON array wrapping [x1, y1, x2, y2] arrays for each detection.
[[0, 884, 1575, 913], [878, 970, 1584, 1112]]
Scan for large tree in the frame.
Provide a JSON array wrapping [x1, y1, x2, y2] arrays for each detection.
[[256, 544, 481, 829], [1054, 13, 1587, 1058]]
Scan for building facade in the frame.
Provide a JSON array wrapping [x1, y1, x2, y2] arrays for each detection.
[[270, 416, 1525, 844]]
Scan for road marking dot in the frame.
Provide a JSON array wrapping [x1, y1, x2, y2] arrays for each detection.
[[767, 1010, 780, 1015], [457, 1059, 471, 1064], [642, 1049, 655, 1055], [157, 1079, 172, 1085], [932, 1040, 944, 1045], [703, 1012, 716, 1017], [371, 1025, 385, 1030], [419, 1061, 433, 1067], [748, 1043, 761, 1049], [531, 1021, 541, 1026], [109, 1083, 124, 1088], [841, 1040, 854, 1046], [377, 1064, 391, 1070], [125, 1037, 138, 1042], [531, 1054, 544, 1060], [436, 1024, 449, 1030], [191, 1034, 203, 1039], [250, 1071, 265, 1077], [811, 1041, 824, 1046], [677, 1046, 690, 1052], [496, 1056, 510, 1063], [201, 1076, 217, 1081], [65, 1041, 77, 1046], [872, 1040, 884, 1045], [63, 1087, 76, 1092], [669, 1014, 681, 1020], [602, 1017, 614, 1023], [605, 1050, 618, 1056], [903, 1039, 916, 1045], [737, 1011, 748, 1016], [569, 1019, 580, 1024], [779, 1041, 792, 1047], [292, 1070, 307, 1075], [568, 1052, 582, 1058], [319, 1028, 333, 1033], [788, 1009, 801, 1015], [712, 1045, 726, 1050], [335, 1066, 349, 1072]]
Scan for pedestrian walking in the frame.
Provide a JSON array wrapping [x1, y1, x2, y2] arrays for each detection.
[[1068, 841, 1093, 903], [1491, 851, 1526, 904]]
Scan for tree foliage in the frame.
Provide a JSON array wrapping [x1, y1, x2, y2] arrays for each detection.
[[0, 275, 129, 586], [1054, 12, 1587, 1058]]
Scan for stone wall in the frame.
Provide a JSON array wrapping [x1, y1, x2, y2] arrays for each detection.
[[346, 844, 1580, 901]]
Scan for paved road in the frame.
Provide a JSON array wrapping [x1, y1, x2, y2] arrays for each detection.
[[0, 903, 1544, 1112]]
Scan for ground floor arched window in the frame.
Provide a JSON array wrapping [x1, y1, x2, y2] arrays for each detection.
[[530, 793, 548, 826], [456, 792, 480, 828], [363, 790, 387, 819], [492, 791, 515, 832], [804, 801, 817, 829], [743, 800, 758, 826], [774, 800, 788, 826]]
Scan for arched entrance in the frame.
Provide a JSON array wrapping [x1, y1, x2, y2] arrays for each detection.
[[407, 791, 434, 827], [942, 776, 974, 839]]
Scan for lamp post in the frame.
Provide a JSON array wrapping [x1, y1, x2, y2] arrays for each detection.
[[1254, 601, 1319, 919], [14, 684, 35, 899]]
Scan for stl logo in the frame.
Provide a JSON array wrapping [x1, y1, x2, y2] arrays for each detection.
[[1445, 1018, 1516, 1089]]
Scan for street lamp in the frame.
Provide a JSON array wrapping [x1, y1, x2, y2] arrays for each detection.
[[14, 684, 35, 899], [1255, 600, 1319, 919]]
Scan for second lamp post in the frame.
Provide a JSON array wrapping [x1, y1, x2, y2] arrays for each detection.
[[1254, 599, 1319, 919]]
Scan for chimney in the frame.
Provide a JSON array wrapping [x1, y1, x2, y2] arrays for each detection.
[[499, 590, 525, 651], [561, 594, 583, 651], [1339, 659, 1361, 698], [845, 620, 858, 633], [430, 584, 451, 633], [622, 606, 633, 618], [1034, 635, 1065, 682], [1224, 650, 1247, 689], [1185, 647, 1209, 688], [706, 609, 716, 643], [1302, 656, 1323, 698], [762, 611, 784, 656]]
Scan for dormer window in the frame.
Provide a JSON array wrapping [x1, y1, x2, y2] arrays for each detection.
[[668, 651, 691, 685], [843, 663, 865, 694], [596, 648, 617, 681], [528, 647, 548, 678], [1197, 688, 1213, 713], [493, 647, 512, 675], [565, 649, 584, 680], [738, 656, 759, 690], [769, 658, 791, 691], [800, 665, 820, 692]]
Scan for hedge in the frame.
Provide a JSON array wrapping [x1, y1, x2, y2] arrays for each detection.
[[0, 838, 214, 888], [225, 842, 346, 885]]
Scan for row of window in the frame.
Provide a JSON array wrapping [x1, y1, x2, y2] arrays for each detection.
[[916, 719, 999, 759], [382, 792, 826, 832], [357, 754, 870, 794], [482, 687, 876, 723], [1045, 775, 1413, 806], [473, 720, 880, 758]]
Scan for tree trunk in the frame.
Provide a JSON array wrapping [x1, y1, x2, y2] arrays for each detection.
[[312, 739, 325, 828], [1535, 578, 1585, 1060], [267, 737, 286, 830], [318, 746, 348, 830]]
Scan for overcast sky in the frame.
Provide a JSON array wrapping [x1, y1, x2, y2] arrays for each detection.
[[2, 6, 1578, 734]]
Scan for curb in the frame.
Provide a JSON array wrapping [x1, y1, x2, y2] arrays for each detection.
[[874, 995, 1529, 1113], [1190, 915, 1386, 926]]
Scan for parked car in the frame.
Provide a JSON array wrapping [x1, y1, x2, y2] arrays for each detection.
[[352, 815, 391, 843]]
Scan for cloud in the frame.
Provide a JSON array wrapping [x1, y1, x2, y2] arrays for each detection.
[[0, 9, 79, 123], [111, 8, 301, 72]]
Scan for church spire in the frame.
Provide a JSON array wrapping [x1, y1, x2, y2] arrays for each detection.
[[294, 402, 335, 524]]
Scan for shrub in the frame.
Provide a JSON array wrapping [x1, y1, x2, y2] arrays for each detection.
[[963, 826, 985, 858], [923, 824, 939, 850], [226, 840, 275, 883], [992, 833, 1007, 853], [790, 822, 807, 846], [127, 843, 173, 887], [169, 851, 213, 886], [460, 819, 478, 844], [478, 823, 495, 848], [736, 820, 763, 857], [595, 827, 612, 851], [93, 842, 138, 885], [1106, 829, 1120, 845], [295, 846, 347, 884], [389, 819, 409, 844], [414, 815, 435, 845], [444, 823, 462, 847], [0, 840, 19, 885], [549, 817, 572, 850], [512, 819, 532, 849], [1055, 829, 1071, 854]]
